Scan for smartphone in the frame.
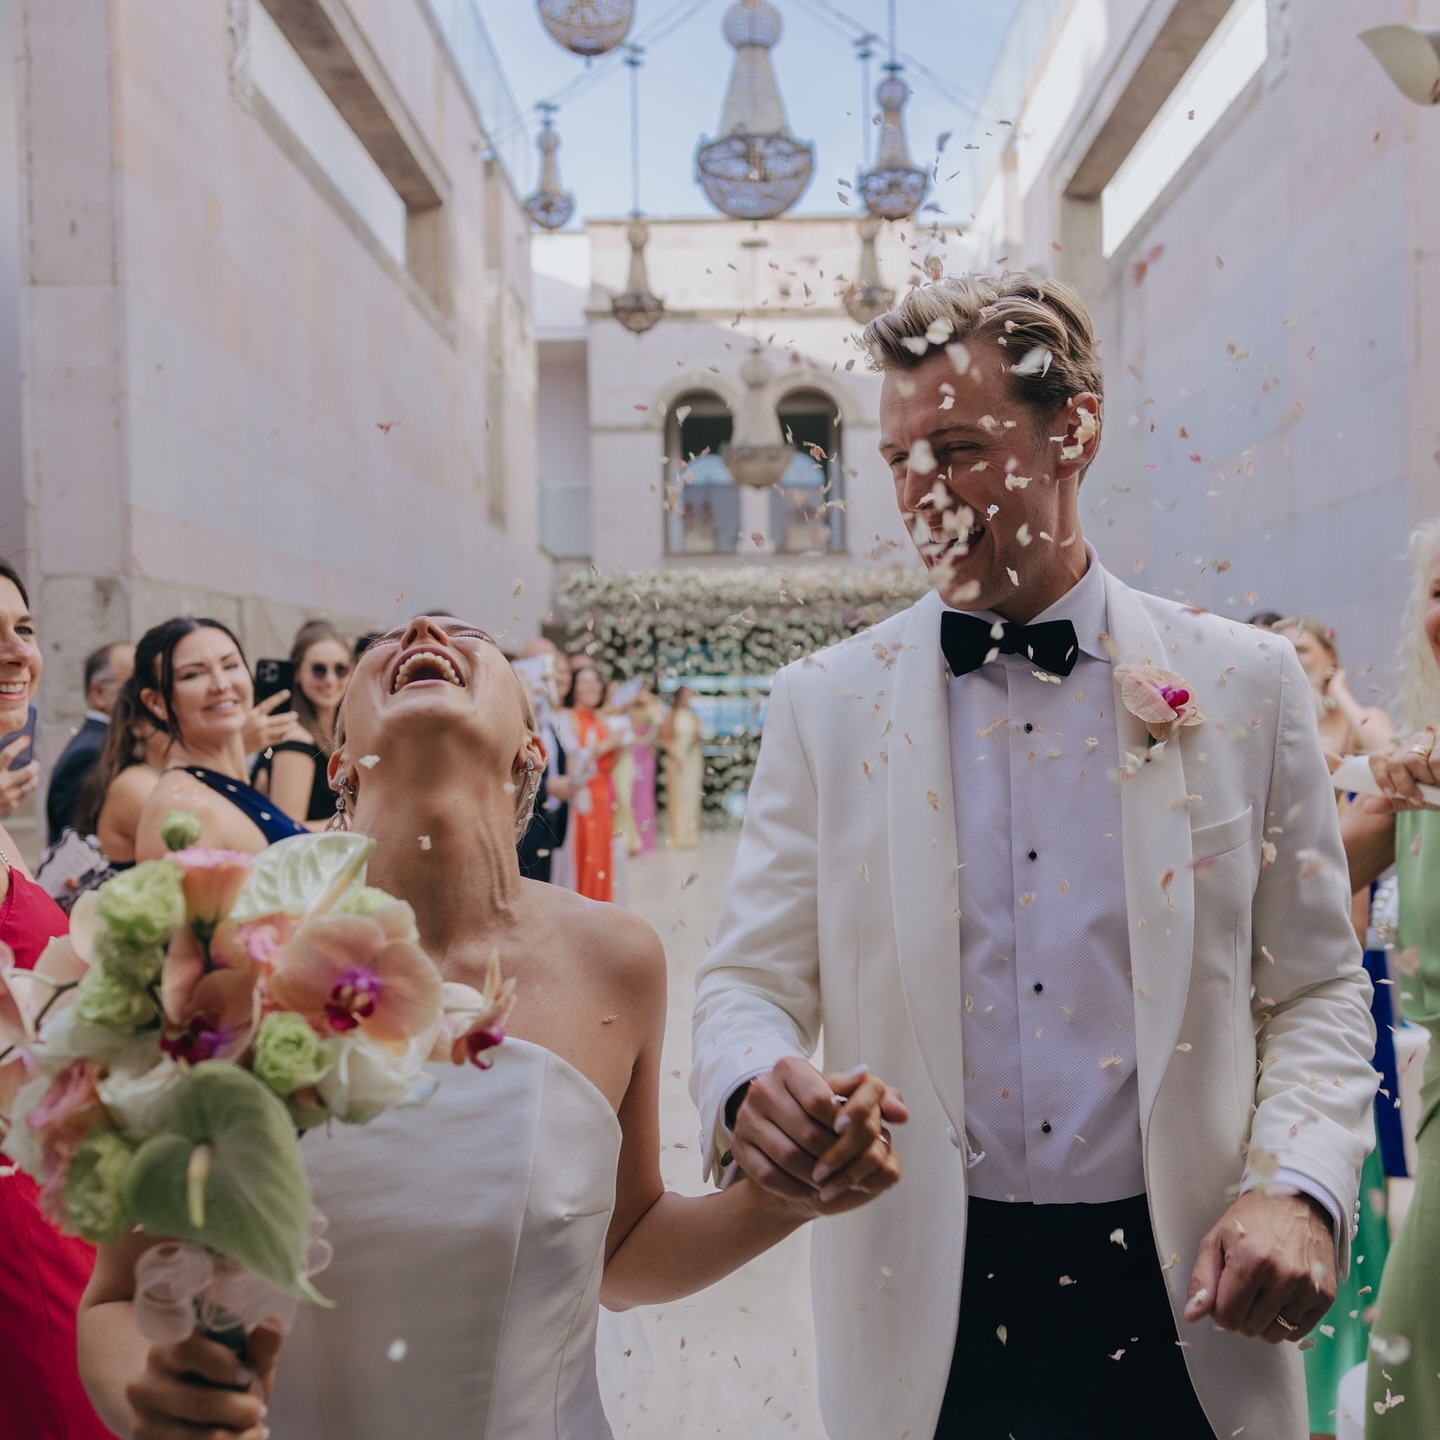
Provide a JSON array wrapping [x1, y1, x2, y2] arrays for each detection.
[[253, 658, 296, 708], [0, 703, 37, 770]]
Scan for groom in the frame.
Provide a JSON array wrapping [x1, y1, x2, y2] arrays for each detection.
[[691, 272, 1377, 1439]]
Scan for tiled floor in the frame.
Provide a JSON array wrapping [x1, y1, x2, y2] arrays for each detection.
[[602, 830, 828, 1439]]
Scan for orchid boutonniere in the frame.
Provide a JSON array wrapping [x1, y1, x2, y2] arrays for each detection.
[[1115, 663, 1204, 750]]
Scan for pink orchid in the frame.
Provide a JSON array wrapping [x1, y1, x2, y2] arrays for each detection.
[[160, 969, 259, 1065], [1115, 663, 1204, 743], [428, 953, 517, 1069], [269, 915, 443, 1047], [170, 847, 253, 933], [24, 1059, 107, 1214]]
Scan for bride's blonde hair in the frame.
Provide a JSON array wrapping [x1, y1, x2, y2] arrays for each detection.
[[1396, 519, 1440, 734]]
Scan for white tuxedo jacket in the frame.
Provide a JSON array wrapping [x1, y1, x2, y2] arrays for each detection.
[[691, 570, 1376, 1440]]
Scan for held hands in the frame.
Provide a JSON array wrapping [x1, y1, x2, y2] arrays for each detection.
[[127, 1329, 281, 1440], [242, 692, 296, 755], [730, 1056, 908, 1218], [1184, 1190, 1336, 1344], [0, 735, 39, 816]]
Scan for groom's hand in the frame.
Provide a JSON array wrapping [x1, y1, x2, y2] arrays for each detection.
[[1184, 1190, 1336, 1343], [731, 1057, 907, 1205]]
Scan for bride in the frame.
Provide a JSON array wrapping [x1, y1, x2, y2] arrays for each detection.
[[77, 615, 904, 1440]]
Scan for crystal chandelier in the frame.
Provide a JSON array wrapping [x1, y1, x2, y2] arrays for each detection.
[[523, 106, 574, 230], [696, 0, 814, 221], [537, 0, 633, 59], [842, 217, 895, 325], [611, 48, 664, 333], [858, 2, 926, 222], [722, 349, 792, 488]]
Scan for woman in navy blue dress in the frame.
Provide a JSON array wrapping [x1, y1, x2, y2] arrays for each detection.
[[130, 618, 306, 861]]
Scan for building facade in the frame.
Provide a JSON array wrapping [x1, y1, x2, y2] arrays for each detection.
[[965, 0, 1440, 686], [533, 214, 967, 579], [5, 0, 550, 799]]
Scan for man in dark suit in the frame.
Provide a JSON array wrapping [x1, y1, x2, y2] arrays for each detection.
[[515, 640, 575, 884], [46, 641, 134, 842]]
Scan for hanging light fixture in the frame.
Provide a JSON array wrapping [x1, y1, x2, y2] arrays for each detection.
[[723, 347, 792, 488], [537, 0, 633, 60], [696, 0, 814, 221], [858, 0, 927, 222], [524, 105, 575, 230], [611, 46, 664, 334], [842, 40, 894, 325], [843, 217, 895, 325]]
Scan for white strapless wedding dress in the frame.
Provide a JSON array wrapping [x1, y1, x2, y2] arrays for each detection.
[[267, 1039, 621, 1439]]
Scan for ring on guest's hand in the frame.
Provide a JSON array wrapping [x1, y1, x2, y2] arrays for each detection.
[[879, 1130, 892, 1150], [1275, 1314, 1297, 1331]]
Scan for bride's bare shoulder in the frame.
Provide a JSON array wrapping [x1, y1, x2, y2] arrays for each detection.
[[528, 883, 666, 994]]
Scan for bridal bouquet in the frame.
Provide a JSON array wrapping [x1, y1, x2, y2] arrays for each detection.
[[0, 814, 515, 1341]]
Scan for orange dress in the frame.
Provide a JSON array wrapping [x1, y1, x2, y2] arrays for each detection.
[[571, 708, 616, 903]]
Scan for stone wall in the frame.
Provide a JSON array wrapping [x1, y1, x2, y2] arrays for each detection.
[[15, 0, 550, 805]]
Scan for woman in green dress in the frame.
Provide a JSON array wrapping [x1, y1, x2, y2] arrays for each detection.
[[1338, 518, 1440, 1439]]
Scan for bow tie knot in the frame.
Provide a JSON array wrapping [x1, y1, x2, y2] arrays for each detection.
[[941, 612, 1080, 679]]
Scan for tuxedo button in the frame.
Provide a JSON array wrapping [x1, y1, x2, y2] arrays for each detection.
[[1024, 723, 1034, 733], [1033, 982, 1043, 994], [1041, 1122, 1052, 1134], [1027, 849, 1038, 861], [948, 1125, 961, 1148]]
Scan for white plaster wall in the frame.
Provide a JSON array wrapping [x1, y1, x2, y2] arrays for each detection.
[[19, 0, 550, 774], [967, 0, 1440, 695]]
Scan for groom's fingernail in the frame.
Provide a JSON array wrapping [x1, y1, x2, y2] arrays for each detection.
[[813, 1163, 832, 1183], [234, 1366, 255, 1388], [834, 1114, 851, 1134]]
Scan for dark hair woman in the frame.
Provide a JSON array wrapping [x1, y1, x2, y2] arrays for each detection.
[[253, 619, 352, 827], [131, 618, 305, 862], [72, 678, 171, 867]]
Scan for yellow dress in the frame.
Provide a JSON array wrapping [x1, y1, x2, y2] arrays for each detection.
[[665, 709, 703, 850]]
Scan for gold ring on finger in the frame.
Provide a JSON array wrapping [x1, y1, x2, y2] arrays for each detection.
[[879, 1130, 892, 1150], [1409, 744, 1430, 757]]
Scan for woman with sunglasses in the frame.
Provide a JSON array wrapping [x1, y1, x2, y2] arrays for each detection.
[[255, 619, 353, 828]]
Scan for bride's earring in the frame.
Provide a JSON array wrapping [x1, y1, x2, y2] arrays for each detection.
[[327, 776, 355, 833]]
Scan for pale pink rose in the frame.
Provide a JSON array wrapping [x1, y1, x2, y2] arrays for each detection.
[[269, 915, 443, 1047], [1115, 663, 1203, 743], [0, 938, 88, 1131], [170, 847, 253, 932], [24, 1058, 107, 1213]]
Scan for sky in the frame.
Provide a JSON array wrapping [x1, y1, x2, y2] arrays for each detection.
[[473, 0, 1019, 225]]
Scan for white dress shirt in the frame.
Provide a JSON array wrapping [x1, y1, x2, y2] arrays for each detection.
[[947, 548, 1144, 1204], [949, 548, 1340, 1226]]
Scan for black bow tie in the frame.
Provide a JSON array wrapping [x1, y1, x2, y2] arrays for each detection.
[[941, 612, 1080, 679]]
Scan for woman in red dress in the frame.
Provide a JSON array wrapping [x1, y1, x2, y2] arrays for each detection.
[[0, 560, 113, 1440], [564, 665, 619, 903]]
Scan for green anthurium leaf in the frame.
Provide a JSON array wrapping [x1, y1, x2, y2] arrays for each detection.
[[230, 833, 375, 924], [124, 1062, 322, 1301]]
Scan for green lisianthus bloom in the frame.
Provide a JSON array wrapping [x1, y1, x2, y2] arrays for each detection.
[[96, 861, 186, 960], [64, 1130, 136, 1244], [252, 1012, 335, 1097], [74, 965, 154, 1030], [335, 888, 417, 940], [160, 810, 204, 853]]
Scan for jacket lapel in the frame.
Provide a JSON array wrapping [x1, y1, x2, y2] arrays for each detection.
[[1103, 573, 1196, 1137], [886, 590, 966, 1133]]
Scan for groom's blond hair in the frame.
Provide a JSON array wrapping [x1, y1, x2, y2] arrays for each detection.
[[862, 271, 1105, 474]]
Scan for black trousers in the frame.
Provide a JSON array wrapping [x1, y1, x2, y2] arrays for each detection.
[[937, 1194, 1216, 1440]]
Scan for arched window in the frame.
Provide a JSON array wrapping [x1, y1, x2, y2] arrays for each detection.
[[772, 390, 844, 553], [665, 392, 738, 555]]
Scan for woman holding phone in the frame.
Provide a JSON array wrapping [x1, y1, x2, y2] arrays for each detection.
[[253, 619, 352, 827]]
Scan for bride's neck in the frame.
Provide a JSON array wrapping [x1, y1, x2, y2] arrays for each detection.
[[356, 779, 525, 958]]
